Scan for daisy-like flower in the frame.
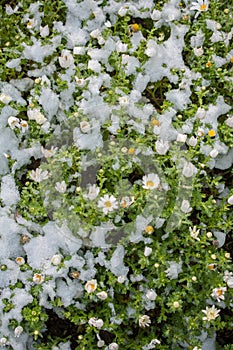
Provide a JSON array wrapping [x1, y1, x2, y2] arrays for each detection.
[[55, 181, 67, 193], [20, 120, 29, 133], [0, 93, 12, 104], [139, 315, 151, 328], [189, 226, 200, 241], [211, 287, 227, 302], [142, 173, 160, 190], [27, 108, 47, 125], [84, 184, 100, 201], [30, 168, 50, 183], [51, 254, 62, 266], [119, 96, 129, 107], [8, 116, 20, 129], [181, 199, 192, 213], [146, 289, 157, 301], [96, 291, 108, 300], [85, 279, 97, 293], [33, 273, 44, 284], [14, 326, 23, 338], [98, 194, 118, 214], [155, 139, 170, 155], [15, 257, 25, 266], [88, 317, 103, 329], [41, 146, 57, 158], [190, 0, 209, 18], [120, 196, 135, 208], [202, 305, 220, 321]]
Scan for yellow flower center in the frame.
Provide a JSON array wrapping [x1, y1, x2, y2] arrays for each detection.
[[216, 289, 223, 296], [128, 148, 135, 154], [200, 4, 207, 11], [145, 225, 154, 234], [89, 283, 96, 290], [151, 119, 160, 126], [104, 201, 112, 208], [146, 180, 154, 188], [120, 200, 127, 208]]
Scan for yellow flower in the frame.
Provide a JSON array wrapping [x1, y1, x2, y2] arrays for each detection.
[[145, 225, 154, 234], [128, 23, 140, 33], [208, 129, 216, 137], [206, 61, 212, 68], [151, 119, 160, 126]]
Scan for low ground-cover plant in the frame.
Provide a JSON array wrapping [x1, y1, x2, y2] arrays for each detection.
[[0, 0, 232, 349]]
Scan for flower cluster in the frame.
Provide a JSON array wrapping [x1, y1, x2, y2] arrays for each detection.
[[0, 0, 232, 349]]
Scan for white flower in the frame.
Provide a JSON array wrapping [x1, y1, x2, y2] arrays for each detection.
[[14, 326, 23, 337], [176, 133, 187, 143], [190, 0, 209, 18], [20, 120, 29, 133], [0, 93, 12, 104], [15, 257, 25, 265], [88, 317, 103, 329], [144, 246, 152, 257], [51, 254, 62, 266], [196, 107, 206, 119], [142, 173, 160, 190], [211, 287, 227, 302], [55, 181, 67, 193], [117, 275, 126, 283], [225, 116, 233, 128], [139, 315, 151, 328], [84, 184, 100, 201], [90, 29, 102, 39], [181, 199, 192, 213], [209, 149, 219, 158], [227, 195, 233, 205], [40, 25, 49, 37], [41, 146, 57, 158], [202, 305, 220, 321], [97, 339, 105, 347], [96, 291, 108, 300], [109, 343, 119, 350], [98, 194, 118, 214], [149, 339, 161, 346], [27, 18, 37, 29], [75, 77, 86, 88], [104, 20, 112, 28], [223, 271, 233, 287], [80, 121, 91, 133], [194, 47, 204, 56], [0, 337, 8, 346], [33, 273, 44, 284], [85, 279, 97, 293], [27, 108, 47, 124], [173, 301, 180, 308], [119, 96, 129, 107], [182, 161, 196, 178], [59, 49, 74, 68], [188, 136, 198, 147], [8, 116, 20, 129], [30, 168, 50, 182], [120, 196, 135, 208], [189, 226, 200, 240], [155, 139, 170, 155], [146, 289, 157, 301]]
